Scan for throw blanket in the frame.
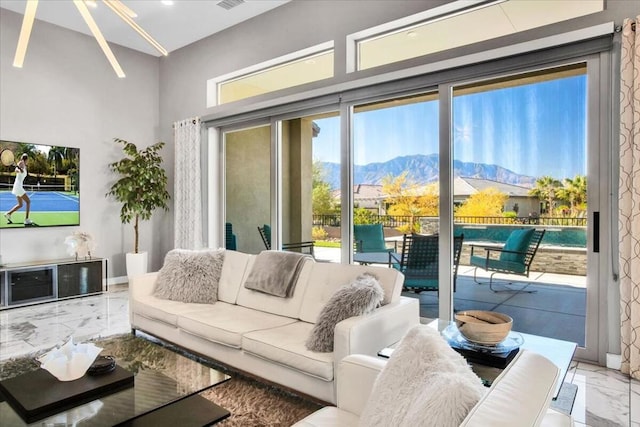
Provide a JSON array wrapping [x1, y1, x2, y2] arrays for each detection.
[[244, 251, 309, 298]]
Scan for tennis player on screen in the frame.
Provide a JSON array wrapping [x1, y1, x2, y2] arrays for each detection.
[[4, 153, 33, 225]]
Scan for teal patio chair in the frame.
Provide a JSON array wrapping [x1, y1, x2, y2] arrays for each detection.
[[225, 222, 237, 250], [390, 233, 464, 293], [469, 228, 545, 293], [354, 224, 391, 253], [258, 224, 315, 257]]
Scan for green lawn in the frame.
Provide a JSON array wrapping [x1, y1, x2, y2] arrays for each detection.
[[0, 211, 79, 228]]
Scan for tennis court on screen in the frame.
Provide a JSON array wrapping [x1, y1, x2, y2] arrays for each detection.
[[0, 184, 79, 227]]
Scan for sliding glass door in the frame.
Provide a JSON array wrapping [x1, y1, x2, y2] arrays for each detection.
[[213, 52, 607, 362], [224, 124, 272, 254], [449, 60, 601, 360], [278, 111, 341, 262], [352, 93, 442, 316]]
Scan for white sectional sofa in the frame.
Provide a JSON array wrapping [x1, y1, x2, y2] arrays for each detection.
[[294, 351, 573, 427], [128, 250, 419, 404]]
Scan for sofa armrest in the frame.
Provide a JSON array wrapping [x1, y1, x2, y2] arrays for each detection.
[[333, 296, 419, 366], [336, 355, 386, 416], [461, 350, 562, 427], [128, 272, 158, 320]]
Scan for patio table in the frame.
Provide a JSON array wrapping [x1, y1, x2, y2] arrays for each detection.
[[353, 251, 399, 265]]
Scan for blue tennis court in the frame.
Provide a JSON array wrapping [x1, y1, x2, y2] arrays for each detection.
[[0, 190, 79, 212]]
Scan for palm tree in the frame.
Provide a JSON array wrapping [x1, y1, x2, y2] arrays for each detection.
[[48, 146, 66, 176], [19, 143, 38, 160], [558, 175, 587, 216], [529, 176, 562, 215]]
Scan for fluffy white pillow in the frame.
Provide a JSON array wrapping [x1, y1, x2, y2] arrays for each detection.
[[154, 249, 225, 304], [306, 273, 383, 352], [359, 325, 486, 427]]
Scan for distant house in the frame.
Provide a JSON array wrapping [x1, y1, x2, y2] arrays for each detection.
[[333, 177, 539, 216], [454, 177, 539, 216], [332, 184, 386, 214]]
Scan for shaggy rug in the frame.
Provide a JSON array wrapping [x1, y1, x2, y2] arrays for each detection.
[[0, 334, 322, 426]]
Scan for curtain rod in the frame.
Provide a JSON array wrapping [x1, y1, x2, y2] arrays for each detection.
[[172, 118, 199, 129], [615, 22, 636, 32]]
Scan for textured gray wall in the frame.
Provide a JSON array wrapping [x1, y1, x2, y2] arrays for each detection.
[[0, 8, 165, 278]]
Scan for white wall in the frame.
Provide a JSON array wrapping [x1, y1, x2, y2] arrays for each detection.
[[0, 8, 167, 279]]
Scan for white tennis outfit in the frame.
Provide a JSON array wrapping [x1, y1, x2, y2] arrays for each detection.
[[12, 165, 27, 197]]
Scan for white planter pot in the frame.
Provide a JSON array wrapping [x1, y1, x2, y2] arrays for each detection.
[[126, 251, 148, 280]]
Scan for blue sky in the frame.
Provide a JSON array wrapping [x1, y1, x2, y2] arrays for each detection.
[[312, 75, 587, 180]]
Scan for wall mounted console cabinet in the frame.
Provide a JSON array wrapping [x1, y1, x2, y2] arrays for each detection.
[[0, 258, 106, 309]]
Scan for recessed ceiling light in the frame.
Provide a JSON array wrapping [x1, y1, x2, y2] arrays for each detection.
[[84, 0, 97, 8], [161, 0, 174, 5]]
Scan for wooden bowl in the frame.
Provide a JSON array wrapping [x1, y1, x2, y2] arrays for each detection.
[[455, 310, 513, 345]]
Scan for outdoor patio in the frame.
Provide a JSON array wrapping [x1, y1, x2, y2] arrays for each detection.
[[314, 246, 586, 347]]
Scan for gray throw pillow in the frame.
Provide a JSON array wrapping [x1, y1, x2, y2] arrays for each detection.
[[154, 249, 225, 304], [306, 273, 384, 352]]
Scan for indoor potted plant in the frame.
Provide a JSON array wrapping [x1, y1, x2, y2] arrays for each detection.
[[106, 138, 170, 278]]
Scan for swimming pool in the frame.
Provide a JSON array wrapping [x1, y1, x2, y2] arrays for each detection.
[[454, 224, 586, 248]]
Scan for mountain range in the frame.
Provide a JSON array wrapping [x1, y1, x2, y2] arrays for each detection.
[[319, 154, 537, 189]]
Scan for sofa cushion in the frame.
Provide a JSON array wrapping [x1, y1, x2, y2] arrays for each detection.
[[299, 263, 402, 324], [293, 407, 360, 427], [217, 250, 252, 304], [236, 257, 314, 318], [134, 294, 212, 326], [306, 273, 384, 352], [154, 249, 225, 304], [359, 325, 485, 427], [242, 322, 334, 381], [177, 302, 297, 348]]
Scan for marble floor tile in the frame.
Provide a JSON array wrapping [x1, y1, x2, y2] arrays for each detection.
[[0, 291, 130, 361], [571, 362, 631, 427], [631, 380, 640, 424]]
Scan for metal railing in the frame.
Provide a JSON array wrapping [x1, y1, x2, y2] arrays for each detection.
[[312, 214, 587, 227]]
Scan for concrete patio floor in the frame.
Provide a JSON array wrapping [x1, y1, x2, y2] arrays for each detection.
[[406, 265, 587, 346]]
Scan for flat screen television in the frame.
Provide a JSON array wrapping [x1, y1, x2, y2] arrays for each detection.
[[0, 140, 80, 228]]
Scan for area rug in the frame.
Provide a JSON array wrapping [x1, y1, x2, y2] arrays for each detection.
[[0, 334, 322, 426]]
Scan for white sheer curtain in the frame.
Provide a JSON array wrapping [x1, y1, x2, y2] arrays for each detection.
[[619, 16, 640, 379], [173, 117, 203, 249]]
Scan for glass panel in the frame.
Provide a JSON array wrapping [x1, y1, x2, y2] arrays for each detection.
[[352, 93, 440, 318], [219, 50, 334, 105], [357, 0, 603, 71], [452, 64, 588, 347], [224, 125, 271, 254], [282, 112, 341, 262]]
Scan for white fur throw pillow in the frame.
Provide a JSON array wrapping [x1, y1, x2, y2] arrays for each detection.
[[305, 273, 383, 352], [359, 325, 486, 427], [154, 249, 225, 304]]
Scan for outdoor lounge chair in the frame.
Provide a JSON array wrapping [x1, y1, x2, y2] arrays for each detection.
[[469, 228, 545, 293], [225, 222, 237, 250], [354, 224, 391, 253], [389, 233, 464, 293], [258, 224, 315, 257]]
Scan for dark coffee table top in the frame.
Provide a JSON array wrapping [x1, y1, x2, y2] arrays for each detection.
[[0, 335, 230, 426]]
